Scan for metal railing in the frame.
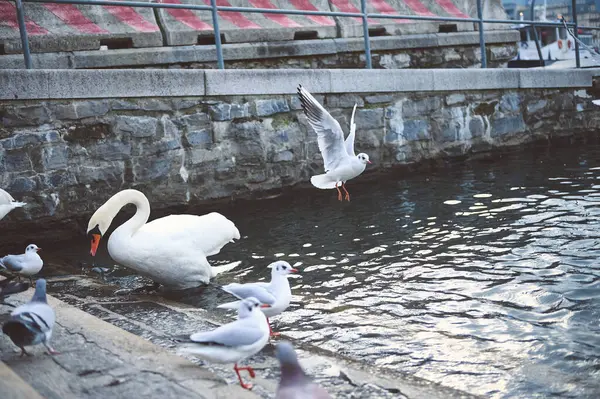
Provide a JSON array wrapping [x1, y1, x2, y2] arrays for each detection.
[[9, 0, 600, 70]]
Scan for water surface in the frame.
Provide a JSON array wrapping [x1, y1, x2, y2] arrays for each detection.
[[42, 135, 600, 398]]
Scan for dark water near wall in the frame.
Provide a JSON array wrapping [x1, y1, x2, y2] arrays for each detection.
[[38, 135, 600, 398]]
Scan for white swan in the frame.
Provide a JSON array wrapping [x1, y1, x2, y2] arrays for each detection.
[[86, 189, 241, 289]]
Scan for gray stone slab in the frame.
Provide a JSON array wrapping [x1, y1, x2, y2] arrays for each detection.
[[204, 69, 331, 95], [0, 1, 162, 54], [433, 69, 520, 91], [156, 0, 336, 46], [330, 69, 435, 93], [0, 69, 205, 100], [519, 69, 595, 88]]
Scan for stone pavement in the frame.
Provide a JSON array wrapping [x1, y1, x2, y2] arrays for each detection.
[[0, 278, 481, 399]]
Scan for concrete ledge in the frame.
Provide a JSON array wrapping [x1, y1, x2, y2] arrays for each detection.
[[0, 30, 519, 70], [2, 68, 597, 100], [1, 69, 206, 100], [0, 361, 45, 399]]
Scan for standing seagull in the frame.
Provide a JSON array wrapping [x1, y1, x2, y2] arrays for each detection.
[[217, 261, 298, 337], [177, 297, 270, 390], [0, 244, 44, 284], [0, 188, 26, 221], [2, 279, 59, 357], [275, 341, 332, 399], [297, 84, 371, 201]]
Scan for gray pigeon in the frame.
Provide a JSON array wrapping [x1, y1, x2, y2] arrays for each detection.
[[2, 279, 59, 357], [0, 277, 30, 305], [275, 341, 332, 399]]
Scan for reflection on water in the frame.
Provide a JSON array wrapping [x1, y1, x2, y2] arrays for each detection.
[[42, 135, 600, 398]]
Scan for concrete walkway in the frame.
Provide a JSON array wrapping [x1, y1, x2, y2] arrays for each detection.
[[0, 291, 257, 399]]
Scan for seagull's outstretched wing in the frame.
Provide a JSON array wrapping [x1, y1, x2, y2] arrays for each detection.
[[297, 85, 349, 172], [344, 103, 358, 157]]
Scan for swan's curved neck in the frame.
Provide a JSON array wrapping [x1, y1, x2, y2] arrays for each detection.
[[104, 189, 150, 236]]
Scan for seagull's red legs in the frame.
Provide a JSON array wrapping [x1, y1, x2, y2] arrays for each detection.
[[342, 183, 350, 201], [234, 363, 256, 390], [335, 184, 343, 201], [266, 317, 280, 337]]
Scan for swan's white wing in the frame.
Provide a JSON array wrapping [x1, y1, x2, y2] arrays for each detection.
[[344, 103, 357, 157], [140, 212, 240, 257], [297, 85, 349, 172], [190, 317, 265, 347], [221, 282, 277, 305]]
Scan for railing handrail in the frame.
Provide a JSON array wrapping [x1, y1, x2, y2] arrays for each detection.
[[8, 0, 600, 70]]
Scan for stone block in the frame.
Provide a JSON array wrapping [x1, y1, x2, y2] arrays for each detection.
[[4, 149, 31, 172], [402, 97, 443, 118], [77, 162, 125, 185], [446, 94, 466, 106], [88, 141, 131, 161], [205, 69, 331, 95], [326, 94, 364, 109], [365, 94, 395, 104], [490, 115, 526, 137], [499, 93, 520, 113], [74, 100, 110, 118], [403, 119, 430, 141], [113, 116, 158, 138], [526, 99, 548, 115], [355, 108, 384, 129], [185, 130, 213, 147], [209, 103, 250, 121], [330, 69, 434, 93], [48, 103, 78, 120], [433, 69, 520, 91], [41, 144, 68, 170], [519, 69, 594, 89], [254, 99, 290, 117], [469, 116, 486, 138], [13, 105, 51, 125], [379, 53, 411, 69]]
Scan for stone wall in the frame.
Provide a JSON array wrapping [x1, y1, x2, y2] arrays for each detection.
[[0, 68, 599, 247]]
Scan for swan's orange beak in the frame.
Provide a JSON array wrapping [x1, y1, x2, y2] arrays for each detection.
[[90, 234, 101, 257]]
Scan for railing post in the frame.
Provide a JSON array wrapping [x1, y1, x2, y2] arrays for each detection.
[[359, 0, 372, 69], [209, 0, 224, 69], [571, 0, 580, 68], [475, 0, 487, 68], [15, 0, 33, 69]]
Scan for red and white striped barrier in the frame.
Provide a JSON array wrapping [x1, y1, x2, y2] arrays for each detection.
[[329, 0, 474, 37], [155, 0, 337, 45], [0, 0, 162, 53]]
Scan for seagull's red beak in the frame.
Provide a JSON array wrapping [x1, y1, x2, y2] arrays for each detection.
[[36, 247, 42, 252], [260, 304, 271, 308], [290, 268, 299, 273], [367, 160, 372, 164], [90, 234, 101, 257]]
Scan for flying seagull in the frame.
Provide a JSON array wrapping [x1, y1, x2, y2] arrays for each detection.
[[297, 84, 371, 201]]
